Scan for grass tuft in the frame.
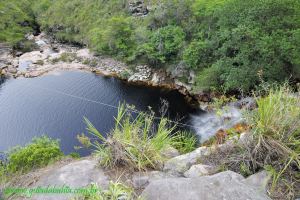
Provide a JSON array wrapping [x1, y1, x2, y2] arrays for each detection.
[[83, 104, 181, 171]]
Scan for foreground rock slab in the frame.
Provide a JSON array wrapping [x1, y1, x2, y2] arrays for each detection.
[[142, 171, 271, 200], [29, 159, 109, 200]]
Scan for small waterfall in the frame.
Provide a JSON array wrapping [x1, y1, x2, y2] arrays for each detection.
[[190, 105, 243, 143]]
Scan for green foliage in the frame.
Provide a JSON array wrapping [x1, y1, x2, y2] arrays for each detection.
[[172, 131, 197, 154], [183, 39, 213, 70], [192, 0, 300, 92], [139, 25, 185, 64], [0, 0, 35, 45], [83, 104, 177, 171], [74, 182, 136, 200], [6, 136, 63, 173], [90, 17, 135, 58], [2, 0, 300, 92]]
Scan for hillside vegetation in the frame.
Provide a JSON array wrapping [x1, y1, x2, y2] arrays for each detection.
[[1, 0, 300, 92]]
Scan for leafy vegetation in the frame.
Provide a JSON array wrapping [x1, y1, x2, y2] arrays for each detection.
[[1, 136, 63, 176], [1, 0, 298, 92], [0, 0, 35, 45]]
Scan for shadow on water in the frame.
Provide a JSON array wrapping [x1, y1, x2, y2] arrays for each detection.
[[0, 71, 201, 156]]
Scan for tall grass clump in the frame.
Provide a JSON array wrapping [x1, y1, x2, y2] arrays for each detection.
[[83, 104, 179, 171], [246, 84, 300, 197], [172, 131, 197, 154]]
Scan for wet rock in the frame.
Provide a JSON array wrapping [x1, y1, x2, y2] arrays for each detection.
[[142, 171, 271, 200], [184, 164, 218, 178], [163, 147, 210, 175]]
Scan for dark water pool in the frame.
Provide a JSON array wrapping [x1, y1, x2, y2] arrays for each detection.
[[0, 71, 199, 156]]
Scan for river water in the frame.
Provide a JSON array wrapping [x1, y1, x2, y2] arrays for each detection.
[[0, 71, 200, 155]]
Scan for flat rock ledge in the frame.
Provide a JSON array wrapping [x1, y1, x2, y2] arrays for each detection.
[[141, 171, 271, 200]]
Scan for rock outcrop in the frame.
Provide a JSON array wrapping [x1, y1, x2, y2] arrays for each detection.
[[129, 1, 149, 16], [141, 171, 271, 200]]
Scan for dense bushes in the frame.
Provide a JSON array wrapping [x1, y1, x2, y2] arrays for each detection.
[[191, 0, 300, 92], [138, 25, 185, 65], [2, 136, 63, 174], [0, 0, 35, 45], [1, 0, 299, 92]]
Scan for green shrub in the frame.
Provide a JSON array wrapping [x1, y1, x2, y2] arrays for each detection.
[[90, 17, 135, 58], [183, 39, 213, 70], [139, 25, 185, 64], [83, 104, 177, 171], [13, 39, 38, 53], [6, 136, 63, 173]]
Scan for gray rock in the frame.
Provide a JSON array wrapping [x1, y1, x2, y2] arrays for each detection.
[[244, 170, 271, 193], [163, 147, 210, 175], [184, 164, 218, 178], [234, 97, 257, 110], [7, 66, 17, 73], [188, 70, 195, 84], [161, 146, 180, 159], [142, 171, 271, 200], [238, 132, 253, 146], [30, 159, 109, 200], [132, 171, 177, 189], [132, 173, 149, 189]]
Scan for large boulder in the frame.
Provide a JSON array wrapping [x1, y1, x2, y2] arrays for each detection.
[[142, 171, 271, 200]]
